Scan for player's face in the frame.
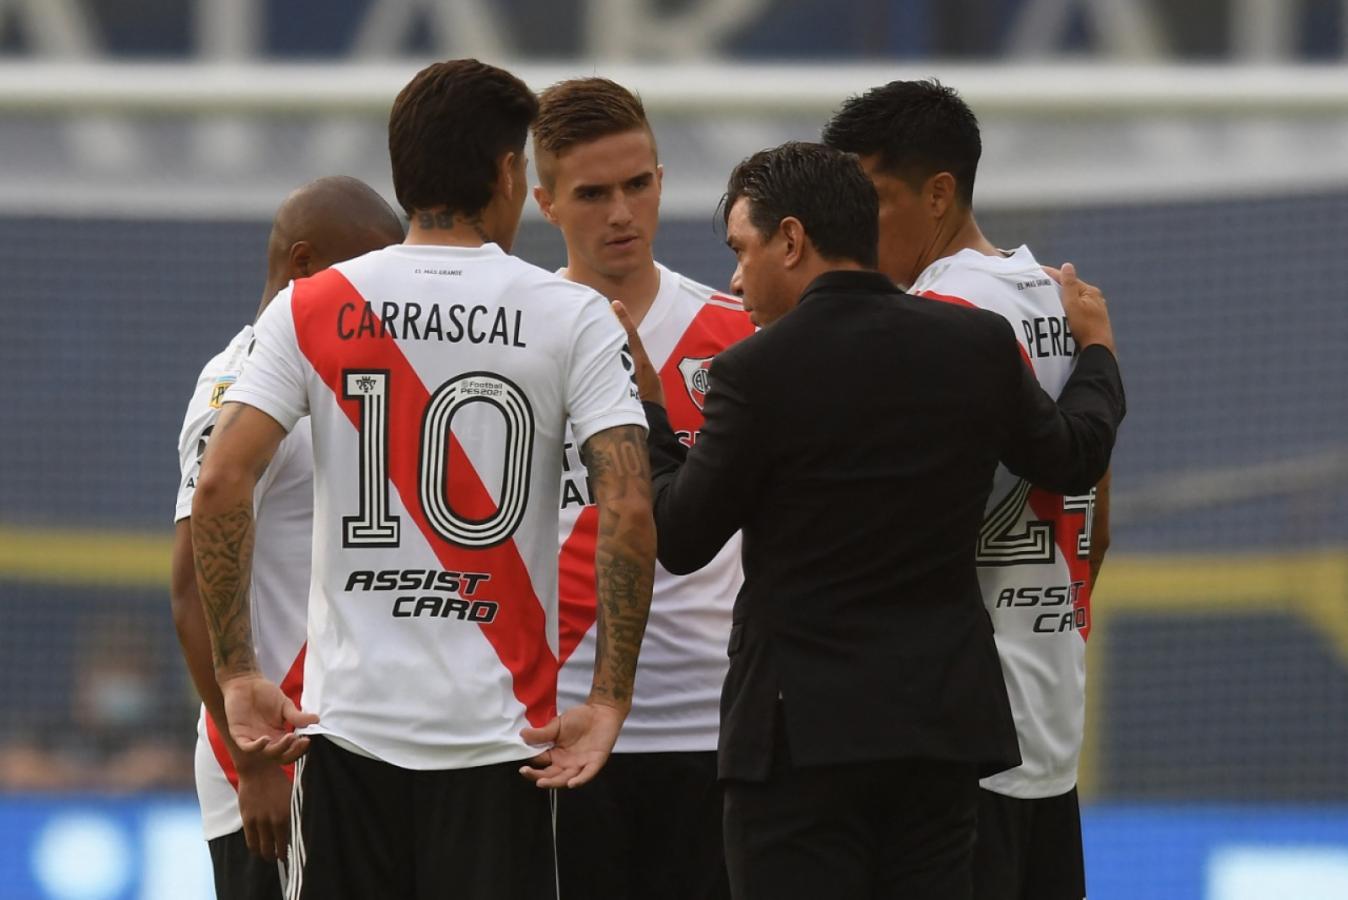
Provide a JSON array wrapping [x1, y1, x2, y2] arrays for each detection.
[[726, 197, 793, 328], [541, 129, 661, 280], [858, 154, 932, 289]]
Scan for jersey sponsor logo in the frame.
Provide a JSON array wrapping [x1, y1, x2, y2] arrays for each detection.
[[993, 581, 1089, 634], [208, 376, 236, 409], [344, 568, 499, 621], [676, 356, 713, 410]]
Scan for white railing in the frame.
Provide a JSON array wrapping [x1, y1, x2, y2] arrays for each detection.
[[3, 61, 1348, 116]]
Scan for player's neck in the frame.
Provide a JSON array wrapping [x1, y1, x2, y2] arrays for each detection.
[[917, 212, 1000, 278], [563, 258, 661, 326], [404, 209, 502, 249]]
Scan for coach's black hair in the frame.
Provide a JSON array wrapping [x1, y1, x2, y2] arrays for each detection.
[[822, 79, 981, 206], [388, 59, 539, 218], [721, 142, 878, 269]]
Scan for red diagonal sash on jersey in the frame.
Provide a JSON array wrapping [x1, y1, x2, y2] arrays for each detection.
[[558, 506, 600, 665], [207, 645, 307, 788], [919, 290, 1036, 372], [1027, 487, 1092, 642], [557, 300, 755, 664], [291, 270, 557, 727]]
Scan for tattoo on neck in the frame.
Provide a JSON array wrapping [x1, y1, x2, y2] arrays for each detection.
[[416, 210, 493, 245]]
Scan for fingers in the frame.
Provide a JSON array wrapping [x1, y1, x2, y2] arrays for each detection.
[[281, 697, 320, 729], [274, 735, 311, 765], [611, 301, 638, 340], [521, 716, 561, 746], [565, 758, 604, 789], [1041, 265, 1062, 284], [1060, 262, 1077, 286]]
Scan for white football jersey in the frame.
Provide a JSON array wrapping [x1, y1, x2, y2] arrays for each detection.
[[911, 246, 1098, 799], [557, 263, 753, 752], [227, 243, 647, 771], [175, 325, 312, 840]]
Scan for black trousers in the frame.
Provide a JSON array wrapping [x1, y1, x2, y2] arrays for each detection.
[[208, 829, 284, 900], [288, 736, 555, 900], [555, 751, 730, 900], [723, 756, 979, 900], [971, 787, 1085, 900]]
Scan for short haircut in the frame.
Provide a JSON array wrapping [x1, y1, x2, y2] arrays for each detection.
[[387, 59, 538, 218], [822, 79, 981, 206], [722, 141, 878, 269], [533, 77, 654, 189]]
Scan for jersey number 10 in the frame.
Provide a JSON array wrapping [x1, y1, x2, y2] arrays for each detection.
[[341, 369, 535, 550]]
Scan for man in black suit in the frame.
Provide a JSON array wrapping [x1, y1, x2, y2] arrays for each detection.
[[612, 142, 1125, 900]]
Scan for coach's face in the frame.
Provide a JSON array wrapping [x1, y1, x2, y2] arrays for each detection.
[[858, 154, 933, 290], [726, 197, 795, 328]]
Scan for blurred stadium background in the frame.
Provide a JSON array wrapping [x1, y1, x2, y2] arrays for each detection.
[[3, 0, 1347, 897]]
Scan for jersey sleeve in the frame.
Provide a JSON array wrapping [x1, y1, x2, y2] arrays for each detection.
[[173, 381, 223, 523], [227, 288, 310, 432], [565, 292, 649, 448]]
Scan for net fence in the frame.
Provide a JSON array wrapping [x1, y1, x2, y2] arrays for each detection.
[[2, 70, 1347, 898]]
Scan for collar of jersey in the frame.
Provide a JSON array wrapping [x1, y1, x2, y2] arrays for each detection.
[[388, 242, 506, 257]]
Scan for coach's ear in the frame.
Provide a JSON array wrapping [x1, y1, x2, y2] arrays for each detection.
[[927, 171, 957, 219], [287, 241, 315, 280], [779, 216, 807, 270]]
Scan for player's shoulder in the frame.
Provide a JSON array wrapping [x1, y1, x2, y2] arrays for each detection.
[[192, 325, 255, 391], [659, 263, 745, 313], [913, 246, 1056, 314], [505, 255, 611, 312]]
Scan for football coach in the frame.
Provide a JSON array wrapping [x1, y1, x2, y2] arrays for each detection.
[[611, 141, 1125, 900]]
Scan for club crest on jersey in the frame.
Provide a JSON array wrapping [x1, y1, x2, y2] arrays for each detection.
[[677, 356, 714, 410], [209, 376, 237, 409]]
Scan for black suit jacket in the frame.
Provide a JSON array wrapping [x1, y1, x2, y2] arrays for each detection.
[[644, 270, 1126, 782]]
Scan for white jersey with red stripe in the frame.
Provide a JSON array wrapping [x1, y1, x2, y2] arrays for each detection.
[[227, 243, 647, 771], [911, 246, 1098, 799], [174, 324, 311, 840], [557, 263, 753, 752]]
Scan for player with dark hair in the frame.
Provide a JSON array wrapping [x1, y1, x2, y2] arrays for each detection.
[[614, 139, 1124, 900], [825, 79, 1111, 900], [190, 59, 657, 900], [533, 76, 752, 900], [171, 175, 404, 900]]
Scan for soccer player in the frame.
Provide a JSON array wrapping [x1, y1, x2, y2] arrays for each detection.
[[532, 77, 754, 900], [190, 59, 656, 900], [171, 175, 404, 899], [824, 80, 1112, 900]]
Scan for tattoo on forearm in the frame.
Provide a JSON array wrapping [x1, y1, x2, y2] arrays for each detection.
[[582, 426, 655, 705], [192, 500, 259, 678]]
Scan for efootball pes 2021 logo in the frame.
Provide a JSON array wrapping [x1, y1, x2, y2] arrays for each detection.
[[677, 356, 713, 410]]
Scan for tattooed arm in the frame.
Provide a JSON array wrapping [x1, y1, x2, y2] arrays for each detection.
[[191, 402, 317, 762], [581, 424, 657, 709], [520, 423, 655, 789]]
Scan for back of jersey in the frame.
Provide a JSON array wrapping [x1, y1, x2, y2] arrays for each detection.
[[228, 242, 645, 771], [912, 246, 1099, 799]]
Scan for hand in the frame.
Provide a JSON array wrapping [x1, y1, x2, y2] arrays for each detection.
[[236, 755, 293, 862], [517, 702, 627, 789], [222, 674, 318, 763], [1053, 263, 1116, 357], [611, 301, 665, 407]]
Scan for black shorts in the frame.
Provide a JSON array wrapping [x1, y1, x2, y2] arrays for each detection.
[[287, 736, 555, 900], [207, 829, 285, 900], [972, 787, 1085, 900], [555, 750, 729, 900]]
